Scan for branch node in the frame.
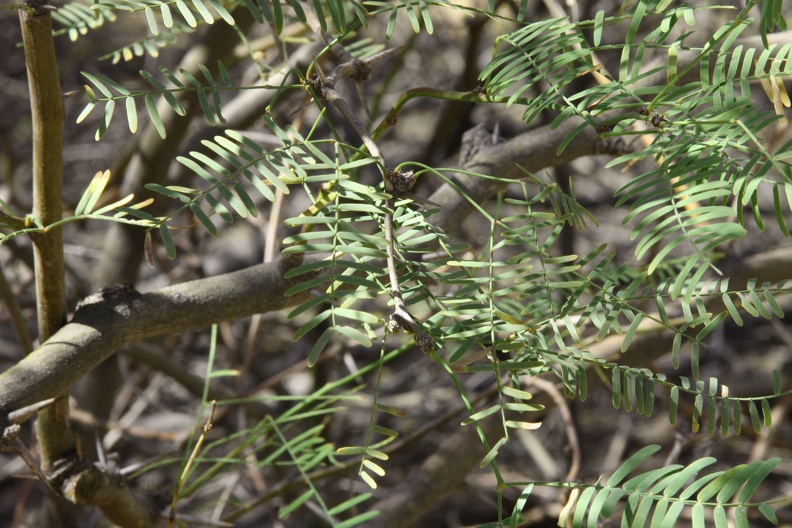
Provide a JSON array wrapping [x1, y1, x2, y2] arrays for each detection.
[[0, 424, 21, 452], [387, 310, 435, 354], [384, 169, 416, 194]]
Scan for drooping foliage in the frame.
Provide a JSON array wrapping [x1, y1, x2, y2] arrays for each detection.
[[2, 0, 791, 526]]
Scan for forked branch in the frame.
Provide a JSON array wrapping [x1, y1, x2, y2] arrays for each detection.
[[305, 33, 435, 352]]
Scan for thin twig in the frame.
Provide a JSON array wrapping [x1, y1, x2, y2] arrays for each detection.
[[306, 36, 434, 352], [524, 378, 581, 482], [222, 384, 499, 522], [168, 400, 217, 528], [1, 424, 62, 497], [0, 259, 33, 356]]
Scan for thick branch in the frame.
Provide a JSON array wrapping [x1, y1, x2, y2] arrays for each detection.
[[19, 0, 72, 472], [0, 258, 312, 417], [62, 463, 160, 528], [428, 117, 625, 233], [19, 0, 65, 343]]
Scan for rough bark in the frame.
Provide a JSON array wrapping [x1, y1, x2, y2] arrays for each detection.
[[0, 257, 311, 417]]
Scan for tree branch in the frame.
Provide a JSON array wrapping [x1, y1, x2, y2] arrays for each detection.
[[0, 257, 312, 418], [428, 117, 627, 234], [18, 0, 73, 473]]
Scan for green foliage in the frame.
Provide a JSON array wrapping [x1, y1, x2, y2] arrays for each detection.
[[555, 445, 782, 528], [50, 1, 117, 41], [6, 0, 792, 525], [480, 3, 792, 278], [77, 62, 242, 138]]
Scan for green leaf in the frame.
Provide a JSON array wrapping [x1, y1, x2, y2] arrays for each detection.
[[386, 6, 397, 39], [191, 0, 214, 23], [722, 293, 743, 326], [198, 63, 216, 87], [359, 470, 377, 489], [736, 458, 780, 503], [75, 170, 111, 216], [462, 404, 501, 425], [197, 88, 215, 125], [307, 327, 334, 367], [207, 0, 234, 24], [732, 400, 742, 435], [336, 446, 365, 456], [175, 0, 197, 26], [671, 332, 682, 369], [294, 309, 331, 341], [327, 493, 372, 516], [480, 437, 507, 468], [232, 182, 257, 216], [612, 368, 621, 409], [759, 503, 778, 524], [124, 96, 137, 133], [76, 101, 96, 124], [278, 489, 313, 518], [362, 459, 385, 477], [621, 313, 643, 352], [572, 487, 597, 527], [160, 2, 173, 27], [336, 325, 372, 347], [145, 183, 192, 203], [93, 194, 137, 216], [82, 72, 113, 98], [333, 308, 379, 324], [764, 288, 784, 318], [418, 0, 432, 34], [364, 448, 388, 461], [335, 510, 380, 528], [557, 121, 589, 155], [625, 1, 647, 44], [696, 312, 727, 341], [190, 203, 217, 235], [159, 225, 176, 259], [585, 487, 612, 526], [370, 424, 398, 438], [593, 10, 604, 46], [748, 401, 762, 433], [405, 2, 420, 33], [144, 6, 159, 35], [501, 386, 534, 401], [144, 93, 166, 139], [96, 99, 115, 140], [761, 398, 772, 428], [217, 60, 232, 86], [607, 445, 661, 487]]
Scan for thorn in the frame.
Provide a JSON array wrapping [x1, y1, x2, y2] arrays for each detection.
[[7, 397, 57, 425]]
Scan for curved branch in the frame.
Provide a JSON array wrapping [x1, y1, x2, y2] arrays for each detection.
[[0, 108, 636, 420], [0, 257, 312, 418], [428, 117, 625, 233]]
